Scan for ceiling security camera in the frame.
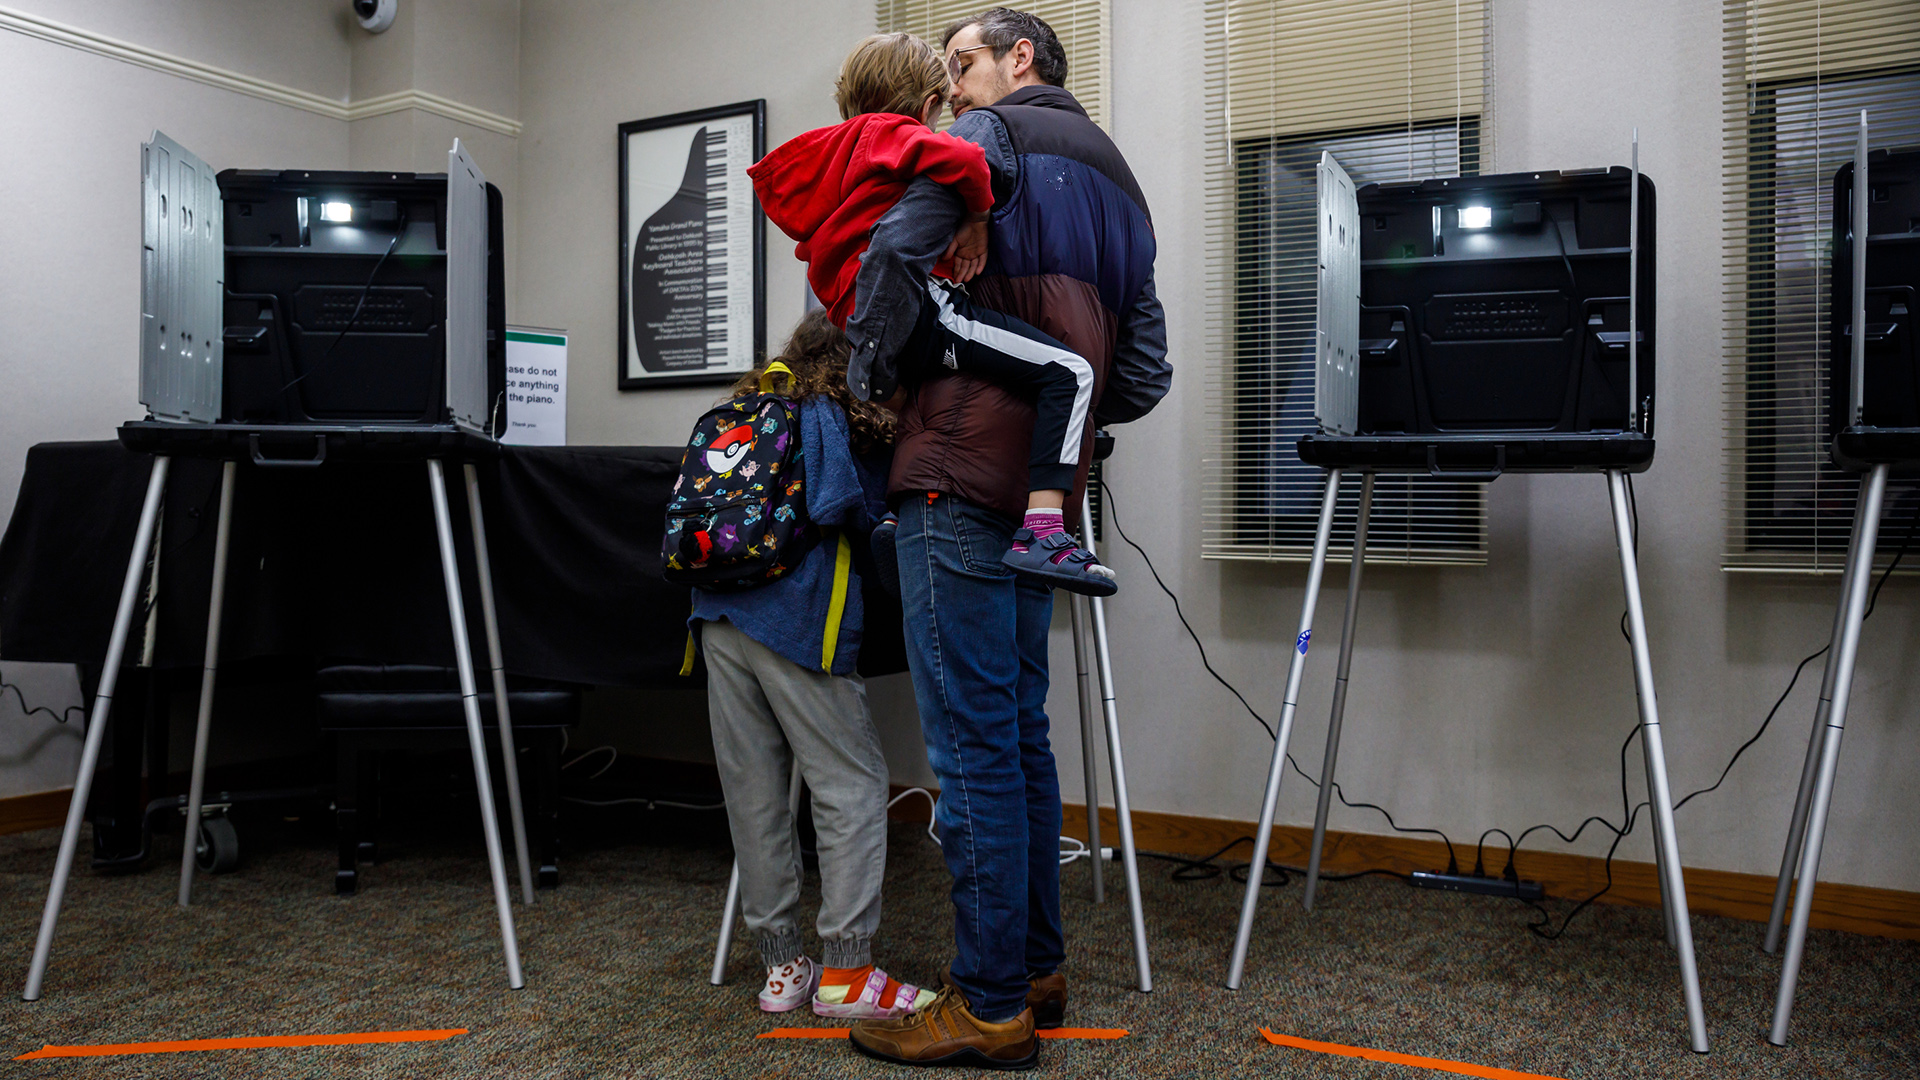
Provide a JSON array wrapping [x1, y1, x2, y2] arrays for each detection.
[[353, 0, 396, 33]]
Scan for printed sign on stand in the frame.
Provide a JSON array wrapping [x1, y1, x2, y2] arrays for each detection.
[[504, 327, 567, 446]]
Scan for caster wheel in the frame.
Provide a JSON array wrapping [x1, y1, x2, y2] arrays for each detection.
[[196, 816, 240, 874]]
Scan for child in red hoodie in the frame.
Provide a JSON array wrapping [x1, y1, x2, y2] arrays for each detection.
[[747, 32, 1116, 597]]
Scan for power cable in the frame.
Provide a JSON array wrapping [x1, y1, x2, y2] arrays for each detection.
[[1096, 475, 1916, 937], [0, 671, 87, 726]]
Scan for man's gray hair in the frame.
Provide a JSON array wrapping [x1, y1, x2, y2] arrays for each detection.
[[942, 7, 1068, 87]]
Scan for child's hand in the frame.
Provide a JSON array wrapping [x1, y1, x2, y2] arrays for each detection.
[[943, 218, 989, 282]]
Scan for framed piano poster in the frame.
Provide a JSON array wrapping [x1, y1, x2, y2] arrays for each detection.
[[618, 100, 766, 389]]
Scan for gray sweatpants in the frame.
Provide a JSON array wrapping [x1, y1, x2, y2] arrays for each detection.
[[702, 618, 890, 969]]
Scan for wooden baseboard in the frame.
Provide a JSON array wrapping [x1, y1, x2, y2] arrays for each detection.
[[0, 789, 71, 835], [890, 784, 1920, 942]]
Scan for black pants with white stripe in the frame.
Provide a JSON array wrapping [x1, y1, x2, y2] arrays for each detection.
[[906, 280, 1093, 494]]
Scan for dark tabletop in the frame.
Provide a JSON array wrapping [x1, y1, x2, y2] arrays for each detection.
[[0, 441, 905, 686]]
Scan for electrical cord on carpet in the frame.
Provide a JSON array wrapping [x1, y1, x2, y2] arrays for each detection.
[[1097, 475, 1916, 938]]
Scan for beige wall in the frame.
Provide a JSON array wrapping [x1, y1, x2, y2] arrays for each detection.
[[0, 0, 519, 798], [2, 0, 1915, 895], [514, 0, 1920, 895]]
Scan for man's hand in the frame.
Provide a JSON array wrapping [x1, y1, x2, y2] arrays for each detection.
[[942, 218, 989, 283]]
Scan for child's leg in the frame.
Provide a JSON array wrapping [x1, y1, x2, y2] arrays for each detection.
[[921, 281, 1116, 595], [921, 281, 1090, 496], [702, 619, 809, 972], [747, 634, 889, 967], [751, 642, 934, 1016]]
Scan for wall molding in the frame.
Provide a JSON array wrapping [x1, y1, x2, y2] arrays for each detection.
[[887, 785, 1920, 943], [0, 788, 70, 836], [0, 5, 522, 137]]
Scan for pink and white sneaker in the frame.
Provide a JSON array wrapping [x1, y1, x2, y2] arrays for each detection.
[[758, 956, 819, 1013], [812, 967, 935, 1019]]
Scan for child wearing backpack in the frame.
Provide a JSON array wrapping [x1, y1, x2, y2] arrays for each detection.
[[668, 310, 933, 1020], [746, 32, 1117, 597]]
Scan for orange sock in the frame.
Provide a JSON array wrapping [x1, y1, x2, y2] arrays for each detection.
[[821, 964, 907, 1009]]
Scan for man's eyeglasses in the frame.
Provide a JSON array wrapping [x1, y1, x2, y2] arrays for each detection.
[[946, 44, 994, 81]]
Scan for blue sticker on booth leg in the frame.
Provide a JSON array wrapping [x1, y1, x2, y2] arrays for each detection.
[[1297, 631, 1311, 654]]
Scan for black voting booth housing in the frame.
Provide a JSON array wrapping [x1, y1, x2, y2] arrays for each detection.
[[1298, 164, 1657, 474], [1227, 143, 1713, 1055], [21, 132, 532, 1001]]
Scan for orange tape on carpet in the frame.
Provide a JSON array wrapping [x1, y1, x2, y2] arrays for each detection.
[[15, 1029, 467, 1060], [1259, 1028, 1569, 1080], [758, 1027, 1127, 1040]]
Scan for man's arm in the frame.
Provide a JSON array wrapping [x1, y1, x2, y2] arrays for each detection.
[[845, 110, 1016, 402], [843, 177, 966, 401], [1094, 274, 1171, 425]]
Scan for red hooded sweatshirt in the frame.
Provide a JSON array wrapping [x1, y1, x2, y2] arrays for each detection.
[[747, 113, 995, 329]]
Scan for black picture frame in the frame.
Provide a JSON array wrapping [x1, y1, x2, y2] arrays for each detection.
[[617, 99, 766, 390]]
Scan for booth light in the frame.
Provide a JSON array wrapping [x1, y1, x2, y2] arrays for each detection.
[[1458, 206, 1493, 229], [320, 201, 354, 223]]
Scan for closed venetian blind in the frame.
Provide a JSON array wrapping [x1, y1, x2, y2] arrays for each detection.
[[875, 1, 1111, 129], [1203, 0, 1492, 564], [1721, 0, 1920, 572]]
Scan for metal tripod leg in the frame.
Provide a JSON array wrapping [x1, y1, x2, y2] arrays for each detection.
[[1081, 488, 1150, 991], [1769, 464, 1888, 1047], [1607, 470, 1709, 1054], [464, 463, 535, 905], [24, 455, 170, 1001], [178, 461, 236, 907], [1069, 591, 1104, 903], [427, 459, 524, 989], [1304, 471, 1372, 913], [1228, 468, 1342, 990], [711, 758, 804, 985], [1763, 492, 1867, 954]]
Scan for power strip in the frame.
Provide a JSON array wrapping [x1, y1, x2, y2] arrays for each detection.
[[1409, 870, 1545, 901]]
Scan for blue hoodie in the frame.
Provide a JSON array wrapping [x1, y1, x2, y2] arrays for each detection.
[[690, 398, 888, 676]]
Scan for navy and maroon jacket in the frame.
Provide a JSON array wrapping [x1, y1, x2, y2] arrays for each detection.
[[852, 85, 1167, 526], [746, 112, 996, 330]]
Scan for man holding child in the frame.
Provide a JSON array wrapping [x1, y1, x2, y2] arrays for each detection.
[[845, 7, 1169, 1068]]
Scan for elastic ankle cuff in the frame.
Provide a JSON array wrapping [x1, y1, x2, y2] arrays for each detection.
[[822, 938, 873, 970], [758, 927, 805, 968]]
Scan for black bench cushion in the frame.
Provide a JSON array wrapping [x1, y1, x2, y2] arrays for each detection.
[[317, 664, 581, 731]]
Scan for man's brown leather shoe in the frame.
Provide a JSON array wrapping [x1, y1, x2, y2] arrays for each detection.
[[1025, 972, 1066, 1030], [849, 985, 1038, 1070]]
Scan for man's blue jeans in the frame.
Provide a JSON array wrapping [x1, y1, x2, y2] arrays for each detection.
[[896, 492, 1065, 1022]]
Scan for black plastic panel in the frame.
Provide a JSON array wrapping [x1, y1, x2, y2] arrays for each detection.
[[1351, 166, 1656, 443], [1830, 149, 1920, 450], [215, 169, 505, 427]]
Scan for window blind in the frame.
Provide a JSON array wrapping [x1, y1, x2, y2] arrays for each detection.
[[1203, 1, 1492, 564], [875, 1, 1112, 129], [1721, 0, 1920, 572]]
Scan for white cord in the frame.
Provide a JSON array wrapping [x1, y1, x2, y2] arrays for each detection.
[[886, 787, 941, 846], [885, 788, 1099, 865], [562, 745, 618, 779]]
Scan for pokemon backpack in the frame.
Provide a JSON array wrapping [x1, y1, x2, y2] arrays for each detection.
[[661, 363, 814, 590]]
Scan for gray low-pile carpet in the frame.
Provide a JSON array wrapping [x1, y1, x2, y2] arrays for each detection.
[[0, 811, 1912, 1078]]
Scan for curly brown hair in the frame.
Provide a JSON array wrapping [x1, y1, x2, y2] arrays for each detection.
[[728, 310, 897, 454]]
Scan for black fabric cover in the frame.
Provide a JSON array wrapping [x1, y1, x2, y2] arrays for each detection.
[[0, 442, 908, 685]]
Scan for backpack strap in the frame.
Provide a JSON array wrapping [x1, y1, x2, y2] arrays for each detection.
[[820, 531, 853, 673], [679, 606, 697, 677], [759, 361, 797, 395]]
